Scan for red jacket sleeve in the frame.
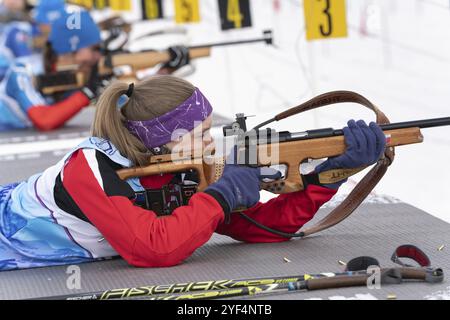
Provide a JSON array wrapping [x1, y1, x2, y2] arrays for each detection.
[[27, 91, 90, 131], [62, 149, 225, 268], [215, 185, 337, 243]]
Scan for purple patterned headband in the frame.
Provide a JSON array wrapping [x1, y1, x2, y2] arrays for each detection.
[[125, 87, 213, 149]]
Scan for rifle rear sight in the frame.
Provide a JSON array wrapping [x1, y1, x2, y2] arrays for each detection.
[[223, 114, 286, 149]]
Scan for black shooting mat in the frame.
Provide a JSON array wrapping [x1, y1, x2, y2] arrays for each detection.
[[0, 201, 449, 300]]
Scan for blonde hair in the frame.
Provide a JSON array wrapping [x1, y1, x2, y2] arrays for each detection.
[[92, 75, 195, 166]]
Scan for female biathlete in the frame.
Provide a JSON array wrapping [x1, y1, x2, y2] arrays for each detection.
[[0, 73, 386, 271]]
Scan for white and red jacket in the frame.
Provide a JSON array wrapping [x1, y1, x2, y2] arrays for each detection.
[[0, 137, 337, 271]]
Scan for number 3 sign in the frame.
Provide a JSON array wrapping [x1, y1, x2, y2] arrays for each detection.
[[304, 0, 348, 41]]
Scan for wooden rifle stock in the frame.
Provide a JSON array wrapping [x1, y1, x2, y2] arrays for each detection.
[[116, 127, 424, 193], [38, 72, 86, 96], [98, 47, 212, 74]]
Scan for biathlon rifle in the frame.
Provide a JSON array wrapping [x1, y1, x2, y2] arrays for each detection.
[[116, 91, 450, 238], [36, 30, 273, 95]]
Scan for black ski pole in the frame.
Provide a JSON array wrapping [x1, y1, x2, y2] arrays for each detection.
[[33, 269, 367, 300], [147, 267, 443, 300]]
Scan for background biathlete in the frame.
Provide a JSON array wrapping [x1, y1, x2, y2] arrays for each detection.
[[0, 74, 386, 271], [0, 0, 66, 79], [0, 9, 102, 131], [0, 6, 196, 132], [0, 0, 33, 81]]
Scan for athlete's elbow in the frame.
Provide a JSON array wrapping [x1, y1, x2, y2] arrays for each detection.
[[129, 241, 190, 268], [129, 252, 186, 268], [35, 121, 61, 132], [28, 109, 62, 131]]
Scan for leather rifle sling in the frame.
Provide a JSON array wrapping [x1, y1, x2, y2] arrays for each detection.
[[272, 91, 395, 237]]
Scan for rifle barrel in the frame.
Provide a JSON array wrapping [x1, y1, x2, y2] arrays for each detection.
[[190, 30, 272, 49], [189, 37, 269, 49], [380, 117, 450, 131], [114, 35, 271, 55], [273, 117, 450, 142], [331, 117, 450, 137]]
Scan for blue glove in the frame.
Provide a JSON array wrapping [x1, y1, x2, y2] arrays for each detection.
[[314, 120, 386, 189], [165, 46, 190, 69], [80, 63, 102, 101], [204, 151, 282, 214]]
